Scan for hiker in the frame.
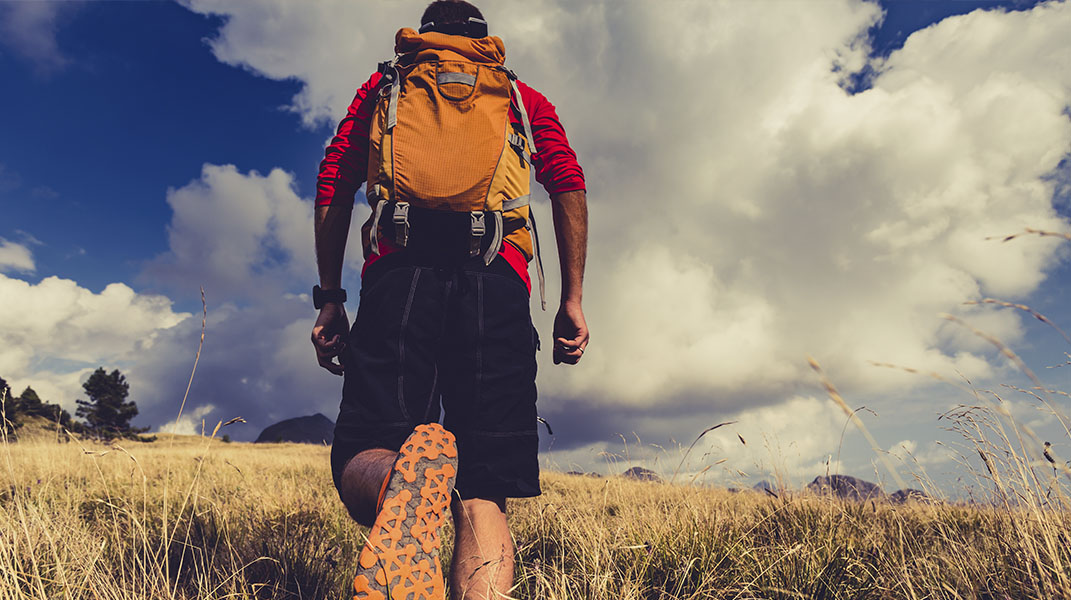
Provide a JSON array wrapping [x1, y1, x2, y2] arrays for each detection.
[[310, 1, 588, 598]]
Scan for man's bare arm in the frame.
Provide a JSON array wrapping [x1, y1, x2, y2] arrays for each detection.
[[312, 203, 353, 375], [315, 204, 353, 290], [549, 189, 588, 365]]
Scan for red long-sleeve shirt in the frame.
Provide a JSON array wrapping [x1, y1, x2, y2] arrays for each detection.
[[316, 71, 585, 290]]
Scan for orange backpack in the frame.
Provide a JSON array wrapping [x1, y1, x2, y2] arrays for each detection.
[[366, 28, 545, 307]]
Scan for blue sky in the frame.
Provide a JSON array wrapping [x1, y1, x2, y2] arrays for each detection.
[[2, 0, 1070, 493], [0, 1, 318, 294], [0, 0, 1043, 297]]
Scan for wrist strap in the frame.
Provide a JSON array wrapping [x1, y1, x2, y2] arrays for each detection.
[[313, 285, 347, 309]]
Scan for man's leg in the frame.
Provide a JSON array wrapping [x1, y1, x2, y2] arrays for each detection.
[[440, 259, 541, 599], [338, 448, 397, 526], [449, 497, 513, 600]]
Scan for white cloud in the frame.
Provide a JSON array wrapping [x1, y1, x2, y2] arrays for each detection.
[[144, 164, 368, 301], [0, 239, 35, 273], [0, 274, 190, 411], [889, 439, 919, 461], [686, 396, 849, 486], [180, 0, 417, 127], [541, 395, 850, 485], [158, 403, 216, 436], [889, 438, 953, 468], [0, 1, 78, 74], [145, 164, 312, 299]]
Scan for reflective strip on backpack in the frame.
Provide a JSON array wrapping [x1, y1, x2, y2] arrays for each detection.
[[437, 71, 476, 86], [502, 194, 530, 212]]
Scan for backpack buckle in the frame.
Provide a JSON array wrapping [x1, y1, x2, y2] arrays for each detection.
[[470, 211, 486, 257], [393, 202, 410, 247], [471, 211, 486, 236]]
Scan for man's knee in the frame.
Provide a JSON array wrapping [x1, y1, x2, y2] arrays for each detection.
[[338, 448, 397, 527]]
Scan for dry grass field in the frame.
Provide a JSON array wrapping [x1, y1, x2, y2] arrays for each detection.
[[3, 404, 1071, 599]]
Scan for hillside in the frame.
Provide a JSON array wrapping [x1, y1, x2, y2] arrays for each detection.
[[2, 414, 67, 443], [254, 413, 334, 445]]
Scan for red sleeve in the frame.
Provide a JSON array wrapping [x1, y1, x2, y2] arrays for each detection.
[[514, 81, 586, 195], [316, 72, 384, 207]]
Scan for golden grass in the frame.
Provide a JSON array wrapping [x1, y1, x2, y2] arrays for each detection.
[[3, 424, 1071, 599], [6, 250, 1071, 598]]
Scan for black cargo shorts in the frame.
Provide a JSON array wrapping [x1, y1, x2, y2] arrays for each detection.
[[331, 248, 541, 500]]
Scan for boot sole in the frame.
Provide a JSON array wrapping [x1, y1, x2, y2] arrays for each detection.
[[353, 423, 458, 600]]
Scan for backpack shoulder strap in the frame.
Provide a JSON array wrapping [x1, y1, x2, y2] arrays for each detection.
[[498, 67, 546, 310]]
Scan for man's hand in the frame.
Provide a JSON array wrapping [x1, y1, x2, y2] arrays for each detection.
[[553, 301, 588, 365], [312, 302, 349, 375]]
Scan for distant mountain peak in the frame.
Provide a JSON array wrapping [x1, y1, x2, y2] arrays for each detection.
[[254, 413, 334, 445]]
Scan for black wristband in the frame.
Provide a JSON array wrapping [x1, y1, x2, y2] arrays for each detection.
[[313, 285, 347, 309]]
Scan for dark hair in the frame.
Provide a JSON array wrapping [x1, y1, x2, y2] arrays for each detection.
[[421, 1, 484, 28]]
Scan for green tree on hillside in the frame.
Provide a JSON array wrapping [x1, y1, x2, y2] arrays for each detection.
[[18, 386, 43, 414], [76, 368, 147, 440]]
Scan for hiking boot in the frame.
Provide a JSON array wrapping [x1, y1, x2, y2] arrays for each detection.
[[353, 423, 458, 600]]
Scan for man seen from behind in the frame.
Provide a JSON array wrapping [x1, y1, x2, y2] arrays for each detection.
[[310, 1, 589, 599]]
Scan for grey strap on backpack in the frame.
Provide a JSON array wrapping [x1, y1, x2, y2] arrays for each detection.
[[526, 212, 546, 311], [504, 71, 538, 161], [369, 185, 386, 256], [384, 59, 401, 131], [483, 211, 504, 266]]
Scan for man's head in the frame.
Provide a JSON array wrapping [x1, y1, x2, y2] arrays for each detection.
[[420, 1, 487, 38]]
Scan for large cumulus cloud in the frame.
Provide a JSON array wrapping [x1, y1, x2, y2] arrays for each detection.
[[132, 164, 369, 437], [0, 270, 189, 411], [176, 0, 1071, 454]]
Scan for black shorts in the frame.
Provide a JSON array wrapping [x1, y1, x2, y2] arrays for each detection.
[[331, 249, 541, 500]]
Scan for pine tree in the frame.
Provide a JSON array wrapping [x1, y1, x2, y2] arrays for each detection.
[[18, 386, 43, 415], [76, 368, 147, 440]]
